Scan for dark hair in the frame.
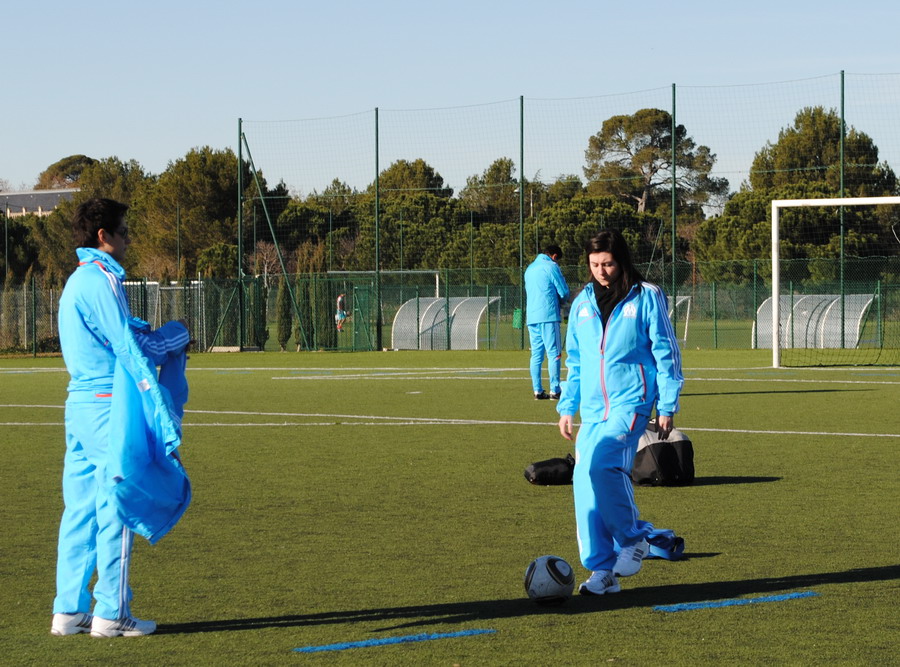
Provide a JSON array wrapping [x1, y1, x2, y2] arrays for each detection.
[[543, 244, 563, 259], [72, 198, 129, 248], [584, 229, 645, 296]]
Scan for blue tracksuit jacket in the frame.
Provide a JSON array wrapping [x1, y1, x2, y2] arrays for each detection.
[[557, 281, 683, 421], [59, 248, 190, 391], [524, 254, 569, 324]]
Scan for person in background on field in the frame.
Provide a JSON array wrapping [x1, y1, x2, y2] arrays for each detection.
[[557, 229, 683, 596], [51, 198, 191, 638], [335, 293, 348, 332], [524, 244, 569, 400]]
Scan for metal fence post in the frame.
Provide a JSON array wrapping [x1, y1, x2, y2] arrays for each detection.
[[31, 273, 37, 357], [876, 280, 883, 347], [519, 95, 525, 351], [374, 107, 382, 351], [752, 259, 758, 350], [671, 83, 678, 316], [712, 280, 718, 349], [445, 267, 451, 350], [485, 283, 491, 350]]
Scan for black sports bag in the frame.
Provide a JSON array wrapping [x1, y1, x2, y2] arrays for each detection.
[[631, 421, 695, 486], [524, 454, 575, 485]]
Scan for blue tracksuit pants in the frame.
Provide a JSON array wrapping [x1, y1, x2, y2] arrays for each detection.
[[528, 322, 562, 394], [53, 395, 133, 620], [573, 412, 654, 572]]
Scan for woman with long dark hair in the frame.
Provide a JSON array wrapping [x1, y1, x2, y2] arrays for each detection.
[[557, 229, 683, 595]]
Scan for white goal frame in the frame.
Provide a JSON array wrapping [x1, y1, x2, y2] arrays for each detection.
[[770, 195, 900, 367]]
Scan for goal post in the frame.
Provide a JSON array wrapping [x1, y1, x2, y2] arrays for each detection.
[[770, 195, 900, 367]]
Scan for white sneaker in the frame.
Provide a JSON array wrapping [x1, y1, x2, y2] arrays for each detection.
[[90, 616, 157, 638], [578, 569, 621, 595], [613, 539, 650, 577], [51, 612, 93, 636]]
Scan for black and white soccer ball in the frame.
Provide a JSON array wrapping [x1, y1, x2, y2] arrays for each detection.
[[524, 555, 575, 605]]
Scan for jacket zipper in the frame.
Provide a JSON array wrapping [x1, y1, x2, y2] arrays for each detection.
[[597, 284, 639, 420], [599, 303, 612, 420]]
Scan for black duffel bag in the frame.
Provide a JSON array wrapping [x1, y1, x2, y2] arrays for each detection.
[[631, 421, 695, 486], [524, 453, 575, 485]]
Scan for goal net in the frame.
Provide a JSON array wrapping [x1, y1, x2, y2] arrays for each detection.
[[769, 196, 900, 367]]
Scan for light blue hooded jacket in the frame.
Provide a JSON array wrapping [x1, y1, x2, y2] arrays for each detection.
[[557, 281, 683, 422], [524, 254, 569, 324]]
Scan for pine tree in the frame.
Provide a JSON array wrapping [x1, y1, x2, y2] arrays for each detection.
[[275, 276, 292, 351], [1, 270, 20, 351]]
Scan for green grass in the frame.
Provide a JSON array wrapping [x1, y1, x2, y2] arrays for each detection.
[[1, 350, 898, 664]]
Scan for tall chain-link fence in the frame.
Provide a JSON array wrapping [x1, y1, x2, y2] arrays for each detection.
[[3, 73, 899, 364], [233, 73, 899, 365], [4, 259, 896, 365]]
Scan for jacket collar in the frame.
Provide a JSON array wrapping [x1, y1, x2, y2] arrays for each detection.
[[581, 280, 640, 304], [76, 247, 126, 280]]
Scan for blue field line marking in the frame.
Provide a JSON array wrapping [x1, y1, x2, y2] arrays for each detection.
[[654, 590, 819, 613], [293, 628, 496, 653]]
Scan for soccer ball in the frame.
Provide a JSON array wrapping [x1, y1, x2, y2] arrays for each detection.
[[524, 555, 575, 605]]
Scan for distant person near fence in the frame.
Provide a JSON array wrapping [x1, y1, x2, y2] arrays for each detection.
[[524, 244, 569, 400], [335, 293, 348, 332]]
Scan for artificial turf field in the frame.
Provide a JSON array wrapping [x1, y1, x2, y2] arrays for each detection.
[[1, 349, 898, 665]]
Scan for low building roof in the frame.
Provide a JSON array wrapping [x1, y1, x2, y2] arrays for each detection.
[[2, 188, 79, 214]]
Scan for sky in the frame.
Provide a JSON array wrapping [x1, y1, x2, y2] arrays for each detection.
[[2, 0, 899, 192]]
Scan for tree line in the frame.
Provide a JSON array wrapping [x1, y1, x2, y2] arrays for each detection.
[[3, 105, 898, 289]]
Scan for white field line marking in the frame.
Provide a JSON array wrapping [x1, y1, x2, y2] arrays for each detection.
[[686, 377, 900, 386], [680, 427, 899, 438], [4, 365, 898, 381], [1, 404, 897, 437], [2, 364, 898, 374], [195, 366, 526, 374], [1, 422, 63, 426], [185, 408, 544, 426], [0, 403, 63, 409], [272, 375, 526, 380], [271, 374, 900, 384], [683, 366, 900, 373], [3, 372, 898, 384], [2, 418, 898, 437], [0, 366, 525, 375], [0, 369, 67, 374], [0, 421, 505, 427], [178, 422, 511, 427]]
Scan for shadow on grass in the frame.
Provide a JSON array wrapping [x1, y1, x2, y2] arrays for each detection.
[[682, 388, 870, 397], [157, 563, 900, 635], [690, 476, 781, 486]]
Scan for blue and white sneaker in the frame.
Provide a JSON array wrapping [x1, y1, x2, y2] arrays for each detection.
[[51, 612, 93, 636], [613, 539, 650, 577], [578, 569, 621, 595], [91, 616, 157, 638]]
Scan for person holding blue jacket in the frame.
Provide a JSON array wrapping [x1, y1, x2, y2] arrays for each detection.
[[524, 244, 570, 400], [557, 229, 683, 596], [51, 198, 191, 638]]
